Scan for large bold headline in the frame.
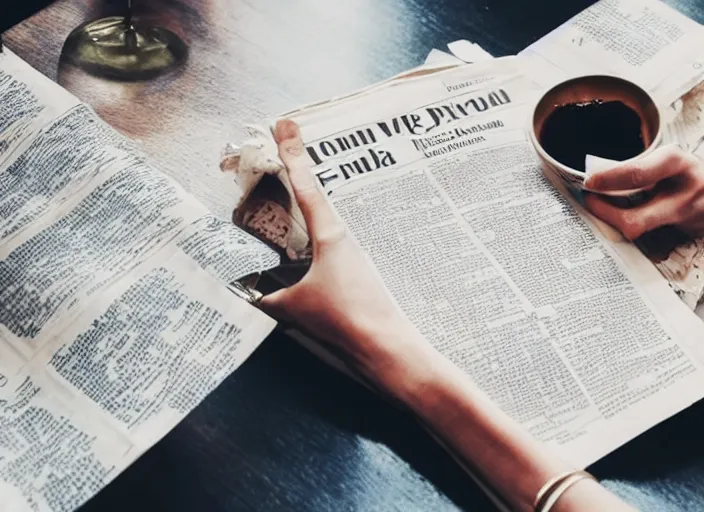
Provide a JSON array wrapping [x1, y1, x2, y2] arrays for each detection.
[[306, 88, 511, 189]]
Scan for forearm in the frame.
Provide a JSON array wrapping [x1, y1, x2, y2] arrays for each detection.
[[355, 321, 634, 512]]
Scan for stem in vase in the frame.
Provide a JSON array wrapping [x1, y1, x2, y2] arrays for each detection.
[[124, 0, 137, 50], [125, 0, 134, 29]]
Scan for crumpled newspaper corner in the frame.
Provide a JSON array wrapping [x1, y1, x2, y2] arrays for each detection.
[[220, 126, 312, 262], [585, 154, 704, 309], [446, 40, 494, 63], [654, 239, 704, 309]]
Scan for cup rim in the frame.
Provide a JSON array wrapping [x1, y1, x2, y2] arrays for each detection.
[[529, 74, 664, 183]]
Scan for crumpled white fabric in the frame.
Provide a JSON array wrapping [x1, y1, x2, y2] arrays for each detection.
[[219, 124, 285, 202], [220, 125, 312, 260]]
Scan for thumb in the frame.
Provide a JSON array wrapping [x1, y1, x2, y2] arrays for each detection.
[[273, 119, 346, 248]]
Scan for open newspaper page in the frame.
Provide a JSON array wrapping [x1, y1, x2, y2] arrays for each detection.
[[521, 0, 704, 103], [236, 57, 704, 470], [518, 0, 704, 308], [0, 50, 280, 511]]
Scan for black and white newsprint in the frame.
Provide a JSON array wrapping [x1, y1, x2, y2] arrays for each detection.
[[232, 0, 704, 477], [0, 50, 280, 511]]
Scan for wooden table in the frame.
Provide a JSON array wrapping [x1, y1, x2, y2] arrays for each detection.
[[6, 1, 704, 510]]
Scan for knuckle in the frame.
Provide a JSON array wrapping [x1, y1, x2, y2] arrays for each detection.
[[674, 190, 694, 217], [662, 145, 691, 171], [289, 165, 322, 198], [678, 192, 704, 223], [621, 212, 645, 241], [296, 183, 324, 207], [297, 181, 320, 197], [627, 165, 644, 188], [689, 172, 704, 199], [694, 167, 704, 185], [682, 151, 699, 168], [661, 144, 683, 160], [281, 141, 305, 158], [315, 223, 347, 247], [684, 153, 704, 179]]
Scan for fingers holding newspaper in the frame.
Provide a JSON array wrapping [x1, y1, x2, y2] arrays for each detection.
[[262, 120, 634, 512], [260, 119, 430, 381], [584, 145, 704, 241]]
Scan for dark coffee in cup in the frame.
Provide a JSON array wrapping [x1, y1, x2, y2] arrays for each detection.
[[529, 75, 662, 192], [539, 100, 645, 173]]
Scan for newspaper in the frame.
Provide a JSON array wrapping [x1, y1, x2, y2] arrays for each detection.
[[0, 50, 281, 511], [521, 0, 704, 104], [520, 0, 704, 309], [230, 0, 704, 307], [433, 6, 704, 310], [228, 0, 704, 471]]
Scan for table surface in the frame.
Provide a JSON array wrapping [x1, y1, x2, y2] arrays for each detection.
[[6, 0, 704, 510]]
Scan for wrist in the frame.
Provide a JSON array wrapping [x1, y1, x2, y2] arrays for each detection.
[[353, 326, 573, 511]]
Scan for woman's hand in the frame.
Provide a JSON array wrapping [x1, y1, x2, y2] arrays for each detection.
[[262, 120, 635, 512], [261, 120, 428, 384], [584, 145, 704, 240]]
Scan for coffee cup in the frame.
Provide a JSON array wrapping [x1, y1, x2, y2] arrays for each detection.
[[529, 75, 663, 196]]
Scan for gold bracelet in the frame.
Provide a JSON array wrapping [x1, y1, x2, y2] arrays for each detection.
[[533, 471, 576, 510], [537, 471, 597, 512]]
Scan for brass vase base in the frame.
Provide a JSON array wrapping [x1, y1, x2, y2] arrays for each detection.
[[63, 16, 187, 81]]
